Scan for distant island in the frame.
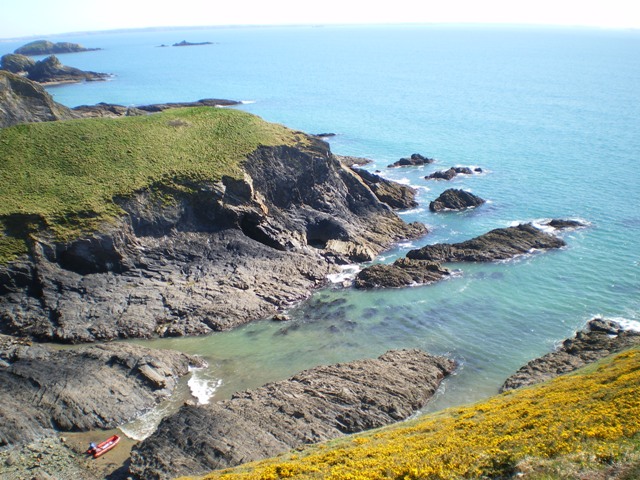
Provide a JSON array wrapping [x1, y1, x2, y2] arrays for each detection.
[[171, 40, 214, 47], [14, 39, 101, 56]]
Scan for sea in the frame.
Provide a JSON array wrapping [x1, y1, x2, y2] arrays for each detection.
[[2, 24, 639, 440]]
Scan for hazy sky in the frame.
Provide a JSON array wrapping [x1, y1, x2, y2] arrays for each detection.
[[2, 0, 638, 39]]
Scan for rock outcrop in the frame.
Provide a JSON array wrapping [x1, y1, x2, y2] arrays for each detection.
[[24, 55, 110, 84], [0, 334, 203, 447], [387, 153, 434, 168], [0, 71, 78, 128], [129, 349, 456, 480], [0, 139, 425, 342], [72, 98, 241, 118], [407, 223, 566, 262], [429, 188, 485, 211], [172, 40, 214, 47], [14, 40, 100, 56], [354, 258, 450, 288], [425, 166, 481, 180], [0, 53, 36, 74], [351, 168, 419, 209], [501, 318, 640, 391]]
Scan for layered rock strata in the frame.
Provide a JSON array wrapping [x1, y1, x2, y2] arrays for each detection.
[[501, 318, 640, 391], [0, 139, 425, 342], [0, 335, 203, 447], [129, 349, 456, 480]]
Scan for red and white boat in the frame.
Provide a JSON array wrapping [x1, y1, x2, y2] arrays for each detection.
[[87, 435, 120, 458]]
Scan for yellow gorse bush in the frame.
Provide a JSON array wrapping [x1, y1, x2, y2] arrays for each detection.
[[185, 348, 640, 480]]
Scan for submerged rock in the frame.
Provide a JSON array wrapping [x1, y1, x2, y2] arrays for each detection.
[[429, 188, 485, 211], [129, 349, 456, 479], [354, 258, 450, 288], [501, 318, 640, 391], [0, 335, 203, 448], [387, 153, 435, 168], [407, 223, 566, 262]]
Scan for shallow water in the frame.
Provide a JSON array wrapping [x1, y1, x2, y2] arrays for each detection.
[[2, 25, 639, 438]]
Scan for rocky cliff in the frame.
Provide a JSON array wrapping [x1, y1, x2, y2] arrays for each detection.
[[0, 118, 425, 343], [129, 349, 456, 479], [0, 71, 78, 127]]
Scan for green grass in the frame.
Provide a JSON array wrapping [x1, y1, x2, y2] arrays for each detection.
[[0, 107, 304, 263]]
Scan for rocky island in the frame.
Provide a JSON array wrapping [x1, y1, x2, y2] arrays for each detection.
[[14, 39, 101, 56]]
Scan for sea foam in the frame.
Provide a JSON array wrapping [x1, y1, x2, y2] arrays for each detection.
[[188, 367, 223, 405]]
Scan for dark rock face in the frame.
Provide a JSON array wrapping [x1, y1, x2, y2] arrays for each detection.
[[0, 140, 425, 342], [429, 188, 485, 212], [407, 223, 566, 263], [543, 218, 587, 230], [0, 71, 78, 128], [425, 166, 474, 180], [354, 258, 450, 288], [129, 349, 456, 480], [0, 335, 203, 448], [351, 168, 419, 209], [0, 53, 36, 74], [387, 153, 435, 168], [14, 40, 100, 56], [334, 154, 373, 167], [501, 318, 640, 392], [25, 55, 110, 84]]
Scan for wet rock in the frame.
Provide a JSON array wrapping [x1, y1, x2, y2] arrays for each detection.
[[129, 349, 456, 480], [354, 258, 450, 288], [351, 168, 419, 209], [542, 219, 587, 230], [407, 223, 566, 262], [425, 166, 474, 180], [0, 334, 203, 448], [387, 153, 435, 168], [271, 314, 290, 322], [429, 188, 485, 211], [501, 318, 640, 391]]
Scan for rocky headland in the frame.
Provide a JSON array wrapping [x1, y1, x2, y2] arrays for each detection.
[[350, 167, 419, 209], [387, 153, 434, 168], [14, 40, 101, 56], [429, 188, 486, 211], [0, 334, 203, 448], [1, 53, 110, 84], [501, 317, 640, 391], [129, 349, 456, 479]]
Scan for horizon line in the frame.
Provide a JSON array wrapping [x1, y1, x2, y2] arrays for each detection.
[[2, 21, 639, 42]]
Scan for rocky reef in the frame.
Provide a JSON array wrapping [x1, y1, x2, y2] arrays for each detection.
[[429, 188, 486, 211], [0, 334, 203, 448], [425, 166, 482, 180], [14, 40, 101, 56], [387, 153, 434, 168], [350, 168, 419, 209], [501, 318, 640, 391], [129, 349, 456, 479], [354, 258, 450, 288]]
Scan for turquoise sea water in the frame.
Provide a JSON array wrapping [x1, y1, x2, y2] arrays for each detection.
[[2, 25, 639, 438]]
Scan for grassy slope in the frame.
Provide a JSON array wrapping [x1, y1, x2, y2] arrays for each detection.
[[0, 107, 303, 263], [184, 348, 640, 480]]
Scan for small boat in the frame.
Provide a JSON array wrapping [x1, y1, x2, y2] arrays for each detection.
[[87, 435, 120, 458]]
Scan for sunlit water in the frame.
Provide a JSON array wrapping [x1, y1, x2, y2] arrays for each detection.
[[3, 25, 638, 439]]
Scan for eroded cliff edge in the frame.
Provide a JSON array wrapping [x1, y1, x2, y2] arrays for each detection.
[[0, 113, 424, 343]]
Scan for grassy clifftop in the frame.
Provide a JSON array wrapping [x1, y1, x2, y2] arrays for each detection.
[[186, 348, 640, 480], [0, 107, 303, 262]]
